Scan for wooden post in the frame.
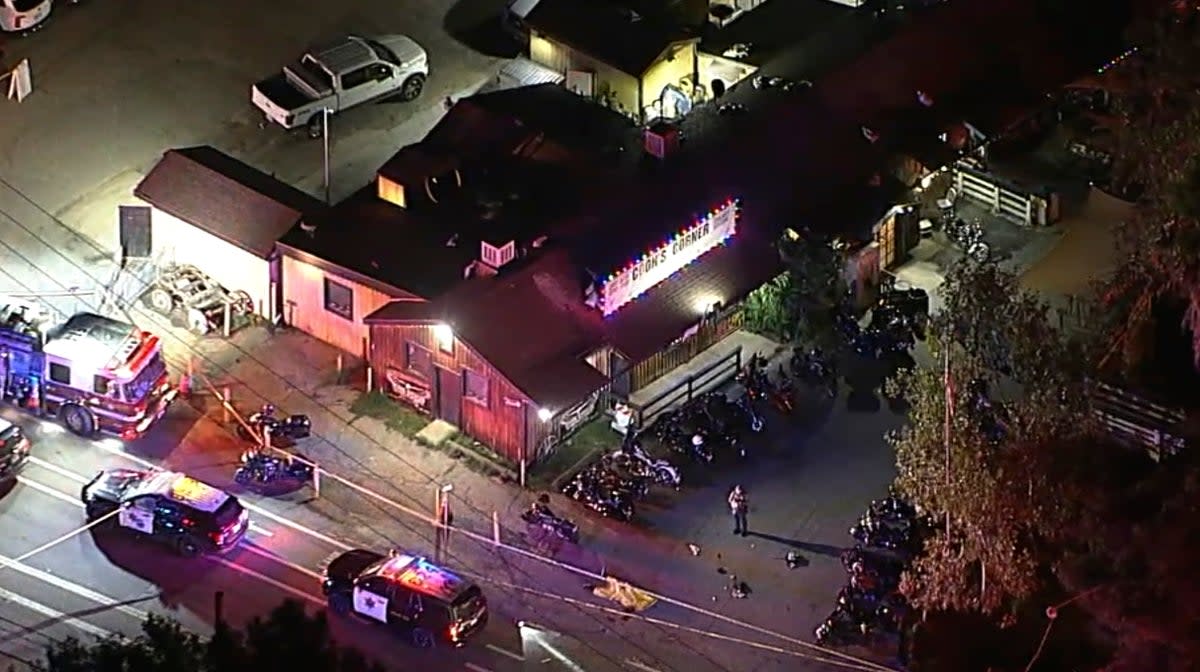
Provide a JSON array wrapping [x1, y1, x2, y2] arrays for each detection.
[[433, 487, 442, 529], [492, 511, 500, 545], [312, 463, 320, 498], [519, 458, 527, 489], [366, 366, 374, 392], [336, 354, 344, 377], [223, 301, 232, 338], [222, 387, 231, 423]]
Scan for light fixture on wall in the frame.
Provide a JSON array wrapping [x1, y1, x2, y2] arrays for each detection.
[[694, 294, 722, 317], [433, 323, 454, 352], [537, 408, 553, 422]]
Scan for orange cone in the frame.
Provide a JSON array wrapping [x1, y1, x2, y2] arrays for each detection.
[[179, 360, 193, 397]]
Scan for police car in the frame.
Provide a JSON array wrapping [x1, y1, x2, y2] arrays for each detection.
[[81, 469, 249, 557], [0, 418, 30, 481], [322, 549, 488, 648]]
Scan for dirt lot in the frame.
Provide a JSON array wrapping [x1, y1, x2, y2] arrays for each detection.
[[0, 0, 505, 249]]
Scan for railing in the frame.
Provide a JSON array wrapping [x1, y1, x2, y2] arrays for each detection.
[[1088, 380, 1187, 462], [628, 306, 743, 392], [629, 346, 743, 428]]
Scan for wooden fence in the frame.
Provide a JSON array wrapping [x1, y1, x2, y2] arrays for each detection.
[[629, 306, 743, 392]]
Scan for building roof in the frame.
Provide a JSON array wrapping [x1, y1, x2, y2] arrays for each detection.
[[699, 0, 855, 67], [366, 249, 609, 409], [525, 0, 695, 76], [134, 147, 323, 259], [277, 185, 474, 298]]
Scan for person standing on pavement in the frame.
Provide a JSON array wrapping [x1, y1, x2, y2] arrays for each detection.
[[728, 485, 748, 536]]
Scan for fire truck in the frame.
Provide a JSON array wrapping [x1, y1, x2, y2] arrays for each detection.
[[0, 296, 177, 439]]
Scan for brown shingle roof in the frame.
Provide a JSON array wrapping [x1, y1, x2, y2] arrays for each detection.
[[366, 249, 608, 409], [525, 0, 694, 76], [134, 147, 323, 259]]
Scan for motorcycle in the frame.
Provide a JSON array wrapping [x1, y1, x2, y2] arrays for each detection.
[[607, 442, 682, 489], [561, 465, 638, 521], [946, 218, 991, 263], [814, 606, 872, 646], [236, 404, 312, 447], [769, 365, 796, 414], [233, 449, 314, 485], [791, 347, 838, 398], [521, 499, 580, 543]]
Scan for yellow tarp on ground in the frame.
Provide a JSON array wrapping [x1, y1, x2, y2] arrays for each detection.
[[592, 577, 657, 612]]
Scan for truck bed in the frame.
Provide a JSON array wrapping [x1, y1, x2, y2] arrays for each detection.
[[253, 73, 313, 113]]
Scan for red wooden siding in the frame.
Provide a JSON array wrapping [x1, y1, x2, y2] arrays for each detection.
[[369, 323, 540, 462]]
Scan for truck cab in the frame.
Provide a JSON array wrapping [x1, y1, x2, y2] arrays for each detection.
[[252, 35, 429, 139], [0, 0, 51, 34]]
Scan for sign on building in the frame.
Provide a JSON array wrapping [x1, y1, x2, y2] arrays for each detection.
[[599, 198, 740, 316]]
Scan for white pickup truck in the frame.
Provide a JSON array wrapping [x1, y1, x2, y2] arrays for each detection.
[[252, 34, 429, 139], [1, 0, 52, 34]]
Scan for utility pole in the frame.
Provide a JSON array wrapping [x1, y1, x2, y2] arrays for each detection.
[[943, 345, 952, 536], [322, 108, 332, 204]]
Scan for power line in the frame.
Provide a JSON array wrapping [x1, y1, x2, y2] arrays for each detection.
[[0, 175, 896, 672]]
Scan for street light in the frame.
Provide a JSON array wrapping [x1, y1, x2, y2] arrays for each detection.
[[537, 407, 553, 422]]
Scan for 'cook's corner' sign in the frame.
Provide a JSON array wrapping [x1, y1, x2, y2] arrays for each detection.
[[600, 198, 740, 316]]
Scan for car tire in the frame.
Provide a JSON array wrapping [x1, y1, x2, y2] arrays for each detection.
[[62, 405, 96, 437], [176, 536, 201, 558], [410, 627, 435, 649], [328, 591, 351, 615], [399, 74, 425, 102]]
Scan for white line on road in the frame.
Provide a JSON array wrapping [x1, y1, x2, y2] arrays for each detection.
[[240, 543, 323, 580], [486, 644, 525, 661], [208, 557, 324, 607], [27, 455, 89, 483], [17, 475, 86, 507], [0, 586, 113, 639], [27, 456, 273, 536], [625, 659, 666, 672], [0, 553, 149, 622], [464, 663, 494, 672]]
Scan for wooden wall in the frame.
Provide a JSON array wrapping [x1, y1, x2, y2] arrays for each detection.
[[369, 323, 531, 462], [281, 255, 400, 356]]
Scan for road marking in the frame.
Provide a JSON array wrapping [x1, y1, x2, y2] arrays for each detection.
[[28, 456, 90, 483], [625, 659, 666, 672], [464, 663, 493, 672], [17, 475, 86, 507], [28, 456, 273, 536], [0, 586, 113, 639], [240, 543, 323, 579], [486, 644, 524, 661], [85, 444, 344, 549], [208, 556, 324, 607], [0, 553, 149, 622]]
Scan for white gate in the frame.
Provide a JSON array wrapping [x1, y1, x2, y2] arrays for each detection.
[[953, 165, 1056, 227]]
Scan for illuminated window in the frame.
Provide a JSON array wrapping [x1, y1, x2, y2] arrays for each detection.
[[463, 370, 489, 407], [323, 278, 353, 320]]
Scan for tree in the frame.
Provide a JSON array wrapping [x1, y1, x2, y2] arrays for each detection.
[[888, 262, 1094, 614], [45, 599, 381, 672], [1105, 6, 1200, 368], [741, 273, 798, 341], [777, 230, 849, 352]]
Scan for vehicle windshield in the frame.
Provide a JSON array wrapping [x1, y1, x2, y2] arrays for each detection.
[[122, 353, 166, 402], [12, 0, 45, 12], [212, 497, 244, 528], [364, 39, 401, 66], [450, 586, 485, 621]]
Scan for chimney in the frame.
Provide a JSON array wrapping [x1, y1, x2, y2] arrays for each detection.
[[644, 121, 680, 160], [479, 240, 517, 273]]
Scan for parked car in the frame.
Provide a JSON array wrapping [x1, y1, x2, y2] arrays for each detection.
[[0, 417, 30, 481], [1, 0, 51, 34], [252, 34, 429, 139]]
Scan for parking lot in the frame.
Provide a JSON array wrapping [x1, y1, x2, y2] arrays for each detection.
[[0, 0, 505, 250]]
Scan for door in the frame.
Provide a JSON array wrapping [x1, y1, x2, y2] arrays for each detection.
[[119, 496, 156, 534], [435, 367, 462, 426], [338, 63, 392, 109]]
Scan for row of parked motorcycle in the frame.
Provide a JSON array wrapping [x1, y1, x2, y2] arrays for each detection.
[[816, 494, 922, 647], [836, 287, 929, 362], [231, 404, 316, 487]]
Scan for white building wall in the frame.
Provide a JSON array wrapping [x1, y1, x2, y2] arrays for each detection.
[[148, 209, 273, 318]]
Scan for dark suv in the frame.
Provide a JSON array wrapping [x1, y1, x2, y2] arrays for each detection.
[[322, 549, 488, 648], [81, 469, 249, 557]]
